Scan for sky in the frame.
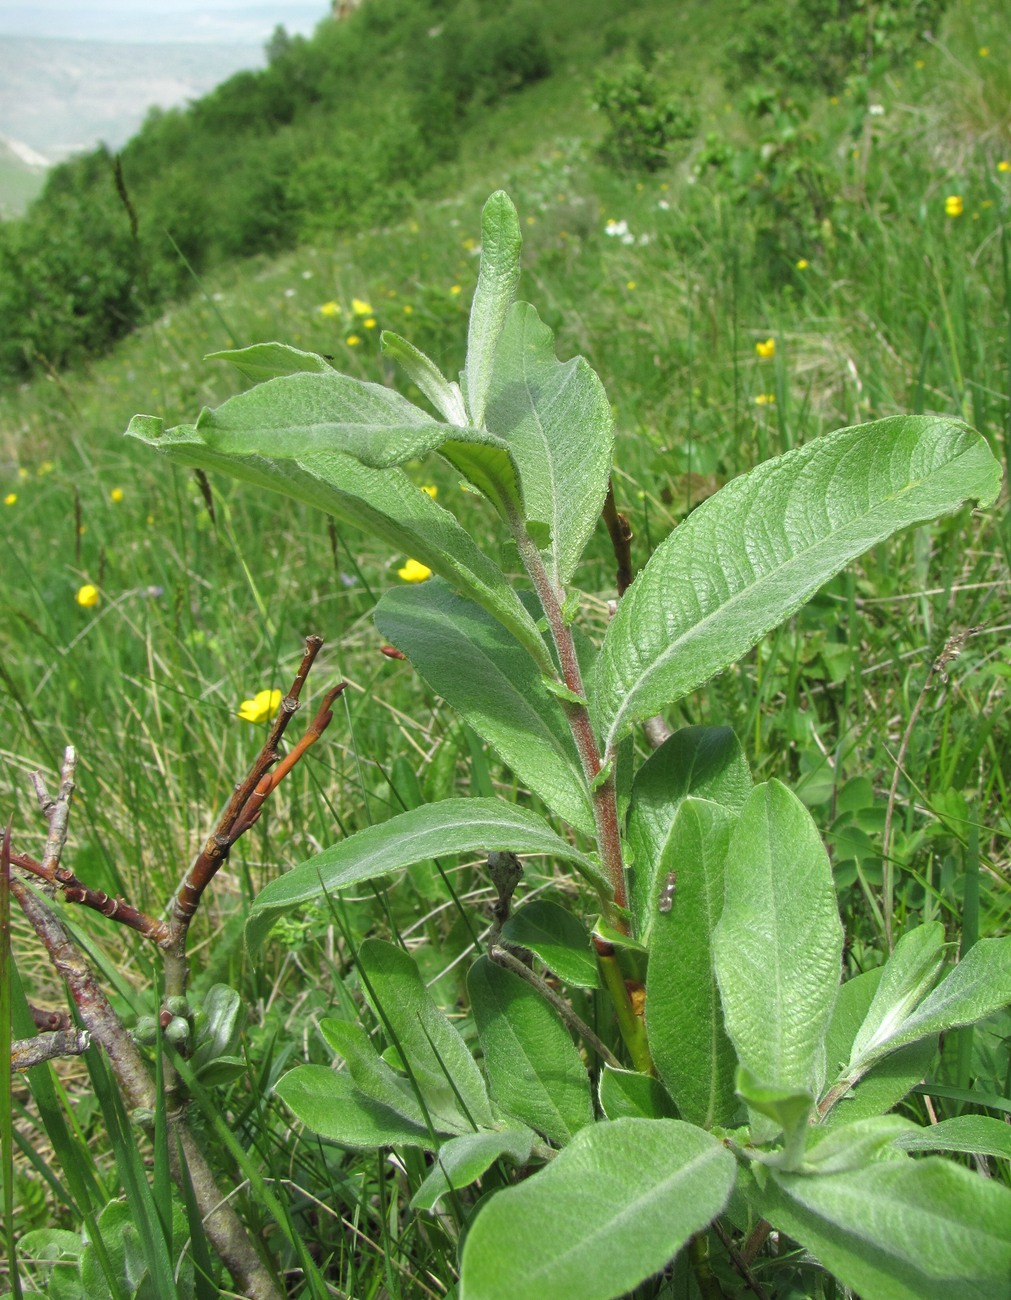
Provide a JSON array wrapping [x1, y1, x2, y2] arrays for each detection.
[[0, 2, 325, 44]]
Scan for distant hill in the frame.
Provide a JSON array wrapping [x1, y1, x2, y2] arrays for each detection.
[[0, 36, 267, 161], [0, 134, 47, 217]]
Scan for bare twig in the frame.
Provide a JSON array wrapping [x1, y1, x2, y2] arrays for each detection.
[[167, 636, 341, 947], [12, 877, 280, 1300], [10, 849, 171, 945], [10, 1029, 91, 1072]]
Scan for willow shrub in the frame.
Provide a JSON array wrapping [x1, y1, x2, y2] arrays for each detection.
[[130, 192, 1010, 1300]]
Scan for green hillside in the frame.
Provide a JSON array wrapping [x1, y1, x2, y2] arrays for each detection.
[[3, 1, 1010, 1296]]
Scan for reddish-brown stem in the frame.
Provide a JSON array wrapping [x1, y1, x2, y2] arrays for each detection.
[[602, 478, 633, 597], [167, 636, 332, 941], [509, 512, 627, 915], [9, 850, 172, 945]]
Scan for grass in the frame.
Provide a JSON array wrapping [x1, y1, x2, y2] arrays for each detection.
[[2, 2, 1010, 1294]]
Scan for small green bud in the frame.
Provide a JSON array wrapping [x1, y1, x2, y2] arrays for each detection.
[[164, 1017, 191, 1048], [164, 996, 189, 1017], [131, 1107, 155, 1128], [132, 1016, 158, 1045]]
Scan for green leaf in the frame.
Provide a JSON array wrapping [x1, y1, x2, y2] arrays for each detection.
[[459, 1118, 736, 1300], [410, 1128, 536, 1212], [196, 369, 480, 466], [380, 331, 467, 426], [645, 798, 739, 1129], [246, 798, 605, 952], [857, 936, 1011, 1066], [597, 1066, 677, 1121], [500, 900, 599, 989], [125, 417, 549, 668], [736, 1069, 814, 1164], [206, 341, 335, 382], [751, 1155, 1011, 1300], [274, 1064, 434, 1150], [593, 417, 1002, 751], [819, 968, 938, 1130], [318, 1018, 427, 1127], [805, 1114, 919, 1174], [357, 940, 494, 1132], [467, 955, 592, 1146], [465, 190, 522, 428], [713, 782, 843, 1116], [626, 725, 751, 941], [374, 581, 593, 833], [484, 301, 613, 586], [892, 1115, 1011, 1162], [846, 923, 947, 1073]]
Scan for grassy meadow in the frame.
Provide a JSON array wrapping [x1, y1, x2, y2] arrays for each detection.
[[2, 0, 1010, 1294]]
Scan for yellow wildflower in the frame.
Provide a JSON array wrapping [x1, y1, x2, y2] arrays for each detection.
[[914, 59, 925, 70], [38, 461, 55, 476], [397, 559, 432, 583], [420, 485, 438, 498], [76, 583, 100, 608], [998, 161, 1011, 173], [110, 487, 124, 503], [319, 300, 341, 318], [363, 317, 377, 329], [351, 297, 373, 316], [237, 688, 282, 725], [627, 280, 637, 290], [755, 337, 776, 359], [346, 334, 362, 347], [403, 304, 414, 315], [17, 466, 29, 480], [4, 492, 16, 506], [450, 285, 462, 296], [979, 46, 990, 57], [945, 195, 964, 217], [755, 393, 776, 406], [795, 258, 809, 270], [462, 237, 477, 251]]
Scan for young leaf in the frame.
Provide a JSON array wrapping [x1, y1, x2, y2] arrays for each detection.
[[380, 331, 468, 426], [245, 799, 606, 953], [855, 936, 1011, 1069], [374, 580, 593, 833], [593, 416, 1002, 752], [713, 781, 843, 1109], [357, 940, 494, 1133], [467, 955, 592, 1147], [819, 967, 938, 1130], [846, 923, 947, 1072], [196, 369, 486, 467], [804, 1114, 918, 1175], [125, 417, 549, 667], [483, 301, 613, 586], [500, 900, 599, 989], [410, 1128, 537, 1212], [459, 1119, 736, 1300], [274, 1064, 435, 1150], [206, 341, 335, 382], [465, 190, 522, 428], [891, 1114, 1011, 1162], [626, 725, 751, 940], [645, 798, 739, 1129], [736, 1069, 814, 1165], [597, 1066, 678, 1121], [751, 1155, 1011, 1300]]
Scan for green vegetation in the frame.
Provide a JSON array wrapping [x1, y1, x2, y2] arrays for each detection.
[[2, 0, 1010, 1295]]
